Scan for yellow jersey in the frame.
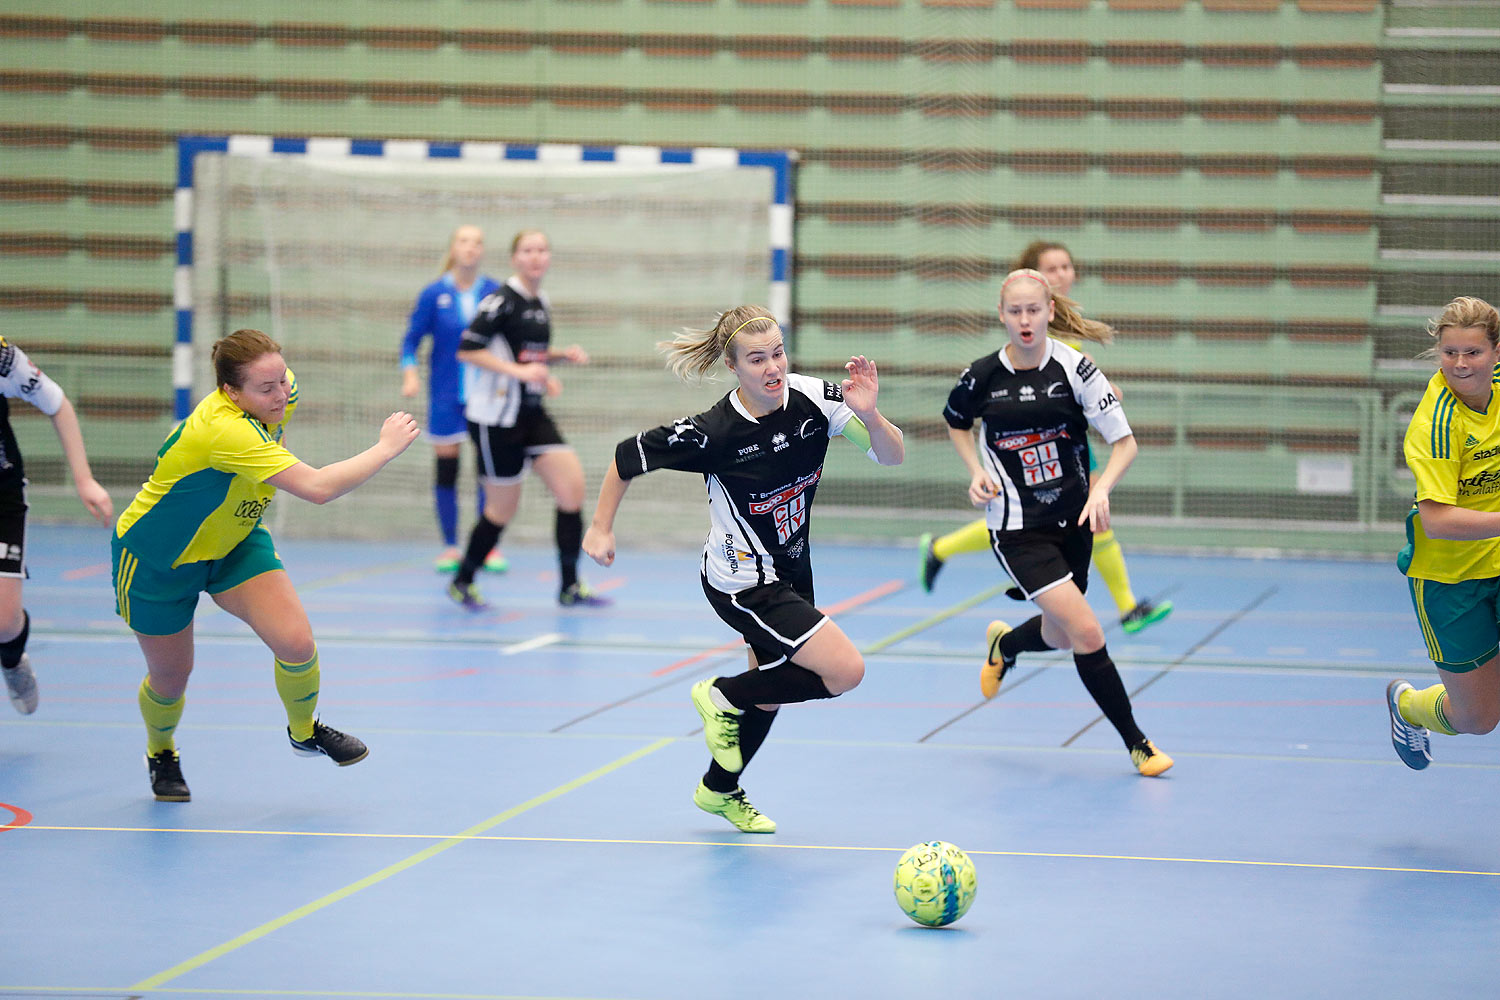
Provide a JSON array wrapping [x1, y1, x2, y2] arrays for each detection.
[[115, 371, 301, 568], [1400, 367, 1500, 582]]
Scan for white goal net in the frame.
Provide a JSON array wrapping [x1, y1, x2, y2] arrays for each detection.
[[188, 148, 778, 546]]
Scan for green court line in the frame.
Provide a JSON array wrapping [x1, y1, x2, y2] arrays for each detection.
[[861, 582, 1009, 654], [129, 737, 674, 991]]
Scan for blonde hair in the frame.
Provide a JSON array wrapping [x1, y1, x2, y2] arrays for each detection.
[[657, 305, 779, 382], [211, 329, 281, 389], [438, 224, 483, 276], [1427, 296, 1499, 346], [1000, 269, 1113, 346]]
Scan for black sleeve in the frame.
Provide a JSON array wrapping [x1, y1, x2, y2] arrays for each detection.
[[462, 291, 512, 350], [614, 414, 722, 479], [942, 364, 984, 431]]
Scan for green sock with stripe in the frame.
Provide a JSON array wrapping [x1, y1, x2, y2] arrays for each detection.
[[1400, 683, 1458, 736], [276, 647, 320, 743], [138, 678, 184, 755]]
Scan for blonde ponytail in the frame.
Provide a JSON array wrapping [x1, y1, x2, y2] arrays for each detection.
[[657, 305, 779, 383]]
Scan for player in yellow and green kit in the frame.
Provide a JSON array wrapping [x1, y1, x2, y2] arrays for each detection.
[[113, 328, 420, 801], [1389, 296, 1500, 769], [918, 241, 1171, 634]]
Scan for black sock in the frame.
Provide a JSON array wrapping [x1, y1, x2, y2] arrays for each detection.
[[716, 665, 834, 709], [704, 706, 778, 792], [999, 615, 1052, 659], [556, 509, 582, 591], [0, 609, 27, 669], [435, 455, 459, 490], [456, 516, 505, 586], [1074, 645, 1146, 748]]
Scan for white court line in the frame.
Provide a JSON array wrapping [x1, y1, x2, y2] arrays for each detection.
[[501, 633, 563, 655]]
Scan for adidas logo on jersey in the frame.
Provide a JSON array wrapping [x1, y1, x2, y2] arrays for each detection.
[[1466, 434, 1480, 449]]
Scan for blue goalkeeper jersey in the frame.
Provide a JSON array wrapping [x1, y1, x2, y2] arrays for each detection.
[[400, 273, 501, 410]]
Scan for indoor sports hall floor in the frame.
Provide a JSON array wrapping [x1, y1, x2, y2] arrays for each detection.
[[4, 524, 1498, 1000]]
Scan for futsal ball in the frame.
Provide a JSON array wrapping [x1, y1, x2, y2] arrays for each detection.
[[893, 840, 977, 927]]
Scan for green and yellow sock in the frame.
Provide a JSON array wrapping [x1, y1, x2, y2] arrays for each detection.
[[1092, 529, 1137, 616], [275, 647, 320, 742], [934, 519, 991, 561], [138, 678, 184, 756], [1399, 683, 1458, 736]]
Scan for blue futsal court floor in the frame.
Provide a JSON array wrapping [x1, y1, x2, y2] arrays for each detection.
[[3, 524, 1499, 999]]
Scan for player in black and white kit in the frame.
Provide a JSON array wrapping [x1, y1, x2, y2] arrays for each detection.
[[0, 334, 113, 714], [943, 268, 1172, 777], [583, 305, 904, 832], [447, 229, 608, 610]]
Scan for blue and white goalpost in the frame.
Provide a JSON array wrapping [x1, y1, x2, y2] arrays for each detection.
[[173, 134, 794, 540]]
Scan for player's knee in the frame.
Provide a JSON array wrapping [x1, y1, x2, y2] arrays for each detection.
[[1070, 623, 1106, 653], [825, 654, 865, 695]]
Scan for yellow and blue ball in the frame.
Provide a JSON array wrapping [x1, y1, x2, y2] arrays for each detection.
[[893, 840, 977, 927]]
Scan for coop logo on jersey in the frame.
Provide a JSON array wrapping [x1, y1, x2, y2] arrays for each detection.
[[993, 429, 1062, 452], [771, 432, 789, 452], [1076, 357, 1099, 382], [749, 469, 822, 514], [667, 418, 708, 449], [824, 381, 843, 402], [1019, 441, 1063, 486]]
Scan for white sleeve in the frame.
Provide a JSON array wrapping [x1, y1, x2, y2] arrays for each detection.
[[788, 373, 856, 438], [1066, 351, 1131, 444], [0, 342, 66, 417]]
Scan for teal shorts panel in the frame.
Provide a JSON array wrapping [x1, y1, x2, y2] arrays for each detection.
[[1407, 574, 1500, 673], [112, 525, 284, 636]]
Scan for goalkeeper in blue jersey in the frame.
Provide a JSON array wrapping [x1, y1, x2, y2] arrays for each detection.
[[1389, 296, 1500, 769], [400, 225, 507, 574]]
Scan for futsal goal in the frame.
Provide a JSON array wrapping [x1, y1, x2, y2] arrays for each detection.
[[178, 135, 792, 545]]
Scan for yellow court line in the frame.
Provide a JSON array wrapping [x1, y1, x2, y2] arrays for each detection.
[[29, 823, 1496, 880], [128, 737, 674, 991]]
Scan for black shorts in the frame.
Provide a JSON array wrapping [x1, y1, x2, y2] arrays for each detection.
[[701, 575, 827, 668], [0, 483, 28, 578], [468, 407, 569, 484], [990, 519, 1092, 600]]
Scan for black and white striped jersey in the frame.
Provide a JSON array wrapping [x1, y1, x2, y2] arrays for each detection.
[[614, 373, 868, 594], [942, 338, 1131, 532], [461, 277, 551, 428], [0, 338, 65, 493]]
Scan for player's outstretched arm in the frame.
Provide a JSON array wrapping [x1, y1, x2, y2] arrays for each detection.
[[841, 356, 904, 465], [48, 396, 113, 524], [268, 411, 420, 505], [583, 459, 631, 567]]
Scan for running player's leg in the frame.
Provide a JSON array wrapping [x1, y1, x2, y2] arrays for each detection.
[[696, 645, 780, 832], [531, 445, 607, 606], [0, 492, 35, 714], [1390, 576, 1500, 767], [0, 577, 33, 715], [134, 626, 194, 800], [918, 518, 990, 592], [209, 559, 366, 766]]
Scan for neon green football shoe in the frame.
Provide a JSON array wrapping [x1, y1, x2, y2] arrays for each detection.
[[1121, 599, 1173, 634], [690, 677, 743, 772], [694, 781, 776, 833]]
